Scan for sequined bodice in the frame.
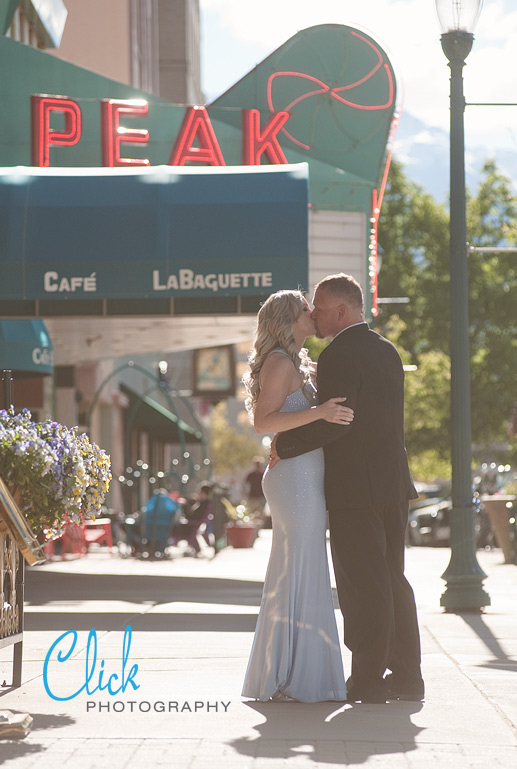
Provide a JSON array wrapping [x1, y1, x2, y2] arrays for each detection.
[[260, 349, 318, 412], [280, 383, 317, 413]]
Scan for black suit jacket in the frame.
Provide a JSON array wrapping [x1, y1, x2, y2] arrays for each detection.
[[276, 324, 417, 511]]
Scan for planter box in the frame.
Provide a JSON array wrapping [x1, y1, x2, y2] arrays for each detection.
[[225, 523, 257, 548]]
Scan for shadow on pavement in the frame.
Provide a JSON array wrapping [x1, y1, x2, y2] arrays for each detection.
[[460, 614, 517, 672], [0, 742, 43, 766], [28, 712, 75, 731], [23, 570, 262, 632], [25, 571, 264, 608], [230, 700, 425, 765], [24, 612, 257, 633]]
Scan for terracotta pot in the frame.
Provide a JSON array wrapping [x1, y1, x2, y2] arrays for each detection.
[[482, 495, 516, 564], [225, 523, 257, 548]]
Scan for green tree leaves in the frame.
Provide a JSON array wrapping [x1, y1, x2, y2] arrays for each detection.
[[210, 402, 263, 476], [377, 159, 517, 479]]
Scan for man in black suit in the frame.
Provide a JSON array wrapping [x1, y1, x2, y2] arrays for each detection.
[[272, 273, 424, 704]]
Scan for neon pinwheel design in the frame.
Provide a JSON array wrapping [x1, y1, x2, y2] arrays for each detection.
[[266, 31, 394, 151]]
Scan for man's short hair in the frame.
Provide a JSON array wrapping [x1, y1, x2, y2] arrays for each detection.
[[316, 273, 364, 309]]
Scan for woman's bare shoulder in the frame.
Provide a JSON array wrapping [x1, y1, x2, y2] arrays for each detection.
[[260, 350, 296, 384], [262, 350, 294, 371]]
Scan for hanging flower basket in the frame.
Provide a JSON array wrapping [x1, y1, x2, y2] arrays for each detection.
[[0, 407, 112, 559]]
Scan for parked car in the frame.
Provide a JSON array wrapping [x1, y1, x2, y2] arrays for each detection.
[[407, 494, 494, 548], [407, 498, 451, 546]]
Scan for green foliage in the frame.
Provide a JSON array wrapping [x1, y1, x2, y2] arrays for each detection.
[[467, 161, 517, 448], [304, 335, 329, 361], [380, 315, 451, 475], [403, 348, 451, 460], [377, 157, 517, 480], [377, 159, 450, 356], [407, 451, 453, 484], [210, 402, 262, 475]]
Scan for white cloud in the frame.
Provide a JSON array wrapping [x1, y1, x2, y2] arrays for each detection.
[[407, 130, 443, 147]]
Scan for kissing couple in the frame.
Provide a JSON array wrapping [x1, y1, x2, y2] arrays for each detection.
[[241, 273, 424, 705]]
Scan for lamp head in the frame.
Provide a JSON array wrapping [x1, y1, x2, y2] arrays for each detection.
[[435, 0, 483, 34]]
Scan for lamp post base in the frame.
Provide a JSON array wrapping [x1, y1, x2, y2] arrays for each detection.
[[440, 502, 491, 612], [440, 575, 491, 612]]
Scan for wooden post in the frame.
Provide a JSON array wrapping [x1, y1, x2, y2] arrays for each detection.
[[1, 369, 13, 410], [0, 370, 24, 688]]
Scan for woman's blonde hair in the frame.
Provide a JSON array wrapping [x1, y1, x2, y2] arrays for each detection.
[[243, 290, 313, 420]]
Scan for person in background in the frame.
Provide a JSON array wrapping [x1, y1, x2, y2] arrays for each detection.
[[170, 482, 213, 556], [243, 456, 267, 526], [142, 488, 180, 557]]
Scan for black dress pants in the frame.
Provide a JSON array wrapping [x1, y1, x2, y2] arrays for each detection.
[[329, 501, 423, 698]]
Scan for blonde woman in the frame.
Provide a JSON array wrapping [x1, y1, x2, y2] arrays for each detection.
[[241, 289, 352, 703]]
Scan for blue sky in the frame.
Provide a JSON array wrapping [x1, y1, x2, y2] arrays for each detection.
[[200, 0, 517, 154]]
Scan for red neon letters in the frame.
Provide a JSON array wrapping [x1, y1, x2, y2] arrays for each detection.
[[100, 99, 150, 167], [30, 95, 292, 168], [169, 106, 225, 166], [242, 109, 289, 165], [31, 95, 82, 167]]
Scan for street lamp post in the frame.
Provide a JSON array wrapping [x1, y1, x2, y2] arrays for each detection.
[[435, 0, 490, 611]]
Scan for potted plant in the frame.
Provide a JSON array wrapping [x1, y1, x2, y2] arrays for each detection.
[[0, 407, 112, 562], [221, 497, 258, 548]]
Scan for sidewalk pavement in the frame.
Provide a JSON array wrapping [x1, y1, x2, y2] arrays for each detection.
[[0, 531, 516, 769]]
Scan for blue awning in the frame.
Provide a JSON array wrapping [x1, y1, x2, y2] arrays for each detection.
[[0, 320, 53, 375], [0, 164, 309, 307]]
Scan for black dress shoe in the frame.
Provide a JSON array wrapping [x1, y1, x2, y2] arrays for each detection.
[[348, 693, 388, 704], [346, 680, 387, 704], [384, 673, 425, 701]]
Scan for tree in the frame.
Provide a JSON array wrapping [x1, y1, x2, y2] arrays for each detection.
[[376, 158, 517, 478], [466, 161, 517, 455], [376, 159, 450, 357], [209, 401, 263, 476], [375, 160, 452, 478], [304, 335, 328, 361]]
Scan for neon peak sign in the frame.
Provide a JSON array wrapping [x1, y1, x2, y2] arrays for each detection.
[[30, 37, 393, 169], [30, 95, 290, 168]]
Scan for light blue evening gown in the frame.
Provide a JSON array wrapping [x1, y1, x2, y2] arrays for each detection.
[[241, 384, 347, 702]]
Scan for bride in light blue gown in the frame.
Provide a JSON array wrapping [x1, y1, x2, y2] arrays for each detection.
[[241, 290, 353, 703]]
